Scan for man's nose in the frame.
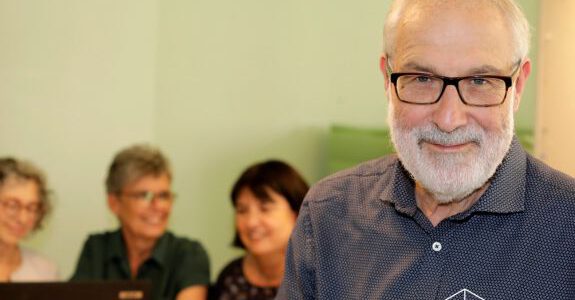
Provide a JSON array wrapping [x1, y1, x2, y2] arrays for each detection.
[[432, 85, 469, 132]]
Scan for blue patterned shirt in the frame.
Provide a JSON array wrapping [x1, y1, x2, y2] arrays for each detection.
[[277, 138, 575, 299]]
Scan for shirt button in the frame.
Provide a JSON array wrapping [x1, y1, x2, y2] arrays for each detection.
[[432, 242, 442, 252]]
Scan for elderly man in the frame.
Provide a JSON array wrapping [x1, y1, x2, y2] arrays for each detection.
[[277, 0, 575, 299], [71, 144, 210, 300]]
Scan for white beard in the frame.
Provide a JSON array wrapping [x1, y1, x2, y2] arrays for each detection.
[[388, 100, 515, 203]]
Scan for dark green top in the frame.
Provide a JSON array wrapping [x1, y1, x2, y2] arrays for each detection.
[[71, 230, 210, 300]]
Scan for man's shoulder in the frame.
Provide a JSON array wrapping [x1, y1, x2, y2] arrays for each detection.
[[527, 154, 575, 194], [305, 154, 399, 204], [326, 154, 398, 180], [526, 154, 575, 209]]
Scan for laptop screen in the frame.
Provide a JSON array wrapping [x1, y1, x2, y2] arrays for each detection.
[[0, 280, 152, 300]]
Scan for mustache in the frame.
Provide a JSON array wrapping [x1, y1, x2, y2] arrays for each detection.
[[413, 125, 483, 146]]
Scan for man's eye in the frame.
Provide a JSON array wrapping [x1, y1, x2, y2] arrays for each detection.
[[415, 76, 431, 83], [470, 78, 487, 85]]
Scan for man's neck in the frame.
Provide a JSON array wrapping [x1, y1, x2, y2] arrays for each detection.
[[415, 182, 490, 227]]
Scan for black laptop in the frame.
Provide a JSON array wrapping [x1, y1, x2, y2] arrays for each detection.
[[0, 280, 152, 300]]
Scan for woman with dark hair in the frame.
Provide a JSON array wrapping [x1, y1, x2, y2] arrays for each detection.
[[212, 160, 309, 300], [0, 157, 59, 281]]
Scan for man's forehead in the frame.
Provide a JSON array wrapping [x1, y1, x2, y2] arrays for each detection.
[[393, 60, 511, 76], [389, 2, 514, 75]]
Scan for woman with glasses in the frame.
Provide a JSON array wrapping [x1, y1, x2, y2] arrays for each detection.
[[211, 160, 309, 300], [0, 157, 59, 282], [71, 144, 210, 300]]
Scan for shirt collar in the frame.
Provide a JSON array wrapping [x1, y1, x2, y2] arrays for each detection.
[[150, 232, 170, 265], [379, 156, 418, 216], [106, 229, 170, 267], [107, 230, 126, 261], [380, 136, 527, 218], [454, 137, 526, 218]]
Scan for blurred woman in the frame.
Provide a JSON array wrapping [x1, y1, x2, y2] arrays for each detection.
[[212, 160, 309, 300], [0, 157, 59, 281], [71, 144, 210, 300]]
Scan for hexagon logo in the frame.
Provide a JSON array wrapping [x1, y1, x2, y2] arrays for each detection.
[[444, 289, 486, 300]]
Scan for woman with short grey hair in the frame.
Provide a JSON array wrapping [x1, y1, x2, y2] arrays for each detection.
[[71, 144, 210, 300]]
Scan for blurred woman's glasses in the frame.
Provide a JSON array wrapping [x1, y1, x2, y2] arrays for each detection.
[[0, 198, 41, 218], [120, 191, 176, 204]]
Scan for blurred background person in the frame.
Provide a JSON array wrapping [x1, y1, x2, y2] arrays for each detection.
[[211, 160, 308, 300], [0, 157, 59, 281], [71, 144, 210, 300]]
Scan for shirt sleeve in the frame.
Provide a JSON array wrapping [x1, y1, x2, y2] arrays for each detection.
[[276, 201, 316, 300], [70, 236, 98, 280], [174, 240, 211, 290]]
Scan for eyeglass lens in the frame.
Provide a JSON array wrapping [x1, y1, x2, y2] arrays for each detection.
[[395, 75, 508, 106], [0, 199, 41, 216]]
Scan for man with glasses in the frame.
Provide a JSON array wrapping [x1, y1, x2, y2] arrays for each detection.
[[278, 0, 575, 299], [71, 144, 210, 300]]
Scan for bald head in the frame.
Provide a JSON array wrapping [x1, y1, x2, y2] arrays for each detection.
[[383, 0, 530, 63]]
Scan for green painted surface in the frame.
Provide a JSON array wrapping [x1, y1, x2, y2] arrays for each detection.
[[1, 0, 539, 280]]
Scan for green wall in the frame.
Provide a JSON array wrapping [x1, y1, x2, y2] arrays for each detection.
[[0, 0, 539, 279], [156, 0, 540, 277], [0, 0, 158, 278], [155, 0, 393, 277], [516, 0, 540, 130]]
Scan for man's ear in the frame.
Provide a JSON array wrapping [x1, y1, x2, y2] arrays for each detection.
[[512, 59, 532, 112], [380, 55, 391, 91], [108, 193, 120, 216]]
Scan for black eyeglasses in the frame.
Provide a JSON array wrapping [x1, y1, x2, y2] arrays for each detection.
[[388, 63, 521, 107]]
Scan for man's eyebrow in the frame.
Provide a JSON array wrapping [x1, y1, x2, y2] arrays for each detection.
[[397, 62, 507, 75], [400, 62, 438, 73], [467, 65, 504, 75]]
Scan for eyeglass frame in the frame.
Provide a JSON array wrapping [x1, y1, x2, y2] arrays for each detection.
[[0, 198, 43, 218], [387, 61, 522, 107], [118, 190, 176, 204]]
